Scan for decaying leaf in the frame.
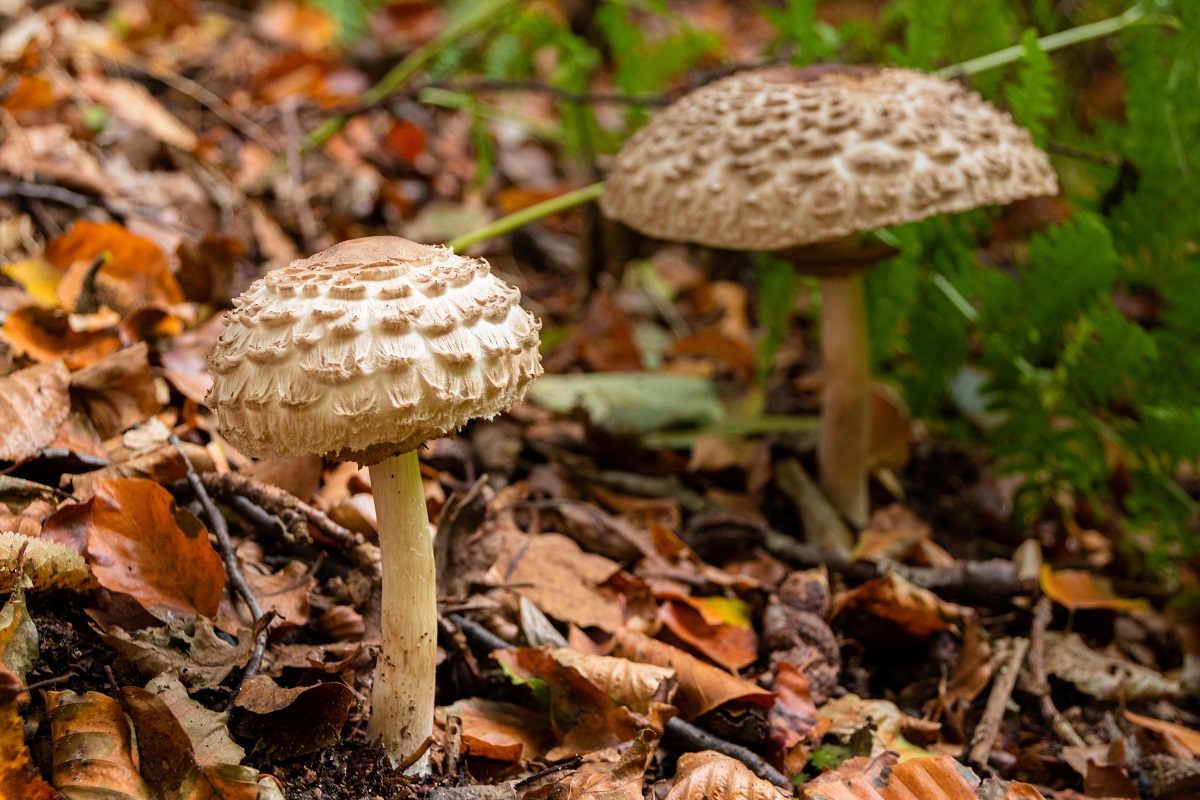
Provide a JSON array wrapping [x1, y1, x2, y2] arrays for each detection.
[[832, 572, 968, 638], [439, 698, 556, 762], [104, 616, 256, 689], [611, 629, 774, 720], [816, 695, 932, 762], [1039, 566, 1149, 613], [0, 585, 37, 684], [0, 531, 93, 592], [46, 688, 151, 800], [527, 373, 724, 433], [1042, 631, 1181, 700], [87, 477, 224, 620], [0, 669, 57, 800], [232, 673, 355, 757], [0, 360, 70, 463], [666, 752, 788, 800]]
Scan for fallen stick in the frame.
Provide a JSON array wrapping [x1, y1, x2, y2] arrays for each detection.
[[968, 636, 1030, 771]]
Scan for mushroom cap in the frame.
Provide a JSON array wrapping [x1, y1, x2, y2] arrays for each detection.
[[601, 65, 1059, 251], [206, 237, 543, 464]]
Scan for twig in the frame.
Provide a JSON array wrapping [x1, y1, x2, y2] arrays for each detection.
[[1028, 597, 1085, 747], [0, 179, 90, 208], [198, 471, 381, 579], [169, 436, 269, 684], [968, 636, 1030, 771]]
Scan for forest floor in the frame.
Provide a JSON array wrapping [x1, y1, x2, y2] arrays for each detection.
[[0, 3, 1197, 800]]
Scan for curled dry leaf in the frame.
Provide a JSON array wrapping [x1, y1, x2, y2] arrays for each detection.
[[77, 74, 199, 152], [832, 572, 968, 638], [46, 221, 184, 315], [66, 440, 215, 500], [0, 531, 93, 592], [1042, 631, 1181, 700], [68, 342, 166, 439], [232, 673, 355, 757], [104, 616, 258, 690], [0, 360, 70, 463], [611, 629, 775, 720], [1, 306, 122, 370], [0, 669, 57, 800], [45, 689, 151, 800], [439, 698, 556, 762], [1039, 566, 1149, 613], [86, 477, 225, 620], [666, 752, 788, 800], [524, 729, 657, 800]]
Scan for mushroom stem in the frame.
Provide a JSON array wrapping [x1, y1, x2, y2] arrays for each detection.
[[367, 449, 436, 773], [816, 270, 871, 530]]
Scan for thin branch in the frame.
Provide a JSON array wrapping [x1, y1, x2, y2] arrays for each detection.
[[0, 179, 89, 208]]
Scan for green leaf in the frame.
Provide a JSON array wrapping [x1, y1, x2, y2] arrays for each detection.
[[1003, 28, 1057, 145]]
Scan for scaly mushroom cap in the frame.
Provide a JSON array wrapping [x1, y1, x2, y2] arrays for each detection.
[[206, 237, 543, 464], [601, 65, 1059, 250]]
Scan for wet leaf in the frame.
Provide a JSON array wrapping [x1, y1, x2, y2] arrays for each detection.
[[0, 669, 57, 799], [87, 477, 224, 620], [0, 360, 70, 462], [45, 689, 151, 800], [1, 306, 121, 369], [0, 531, 93, 592], [1039, 566, 1150, 612], [1042, 631, 1181, 700], [0, 585, 37, 684], [665, 751, 788, 800], [611, 629, 774, 720], [104, 617, 257, 689], [47, 221, 184, 315], [232, 673, 355, 757], [440, 698, 556, 762], [69, 343, 165, 439]]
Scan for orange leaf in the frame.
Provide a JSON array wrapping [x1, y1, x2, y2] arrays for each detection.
[[87, 477, 225, 619], [47, 221, 184, 315], [1039, 565, 1149, 612], [1123, 710, 1200, 756], [1, 306, 121, 369], [2, 75, 57, 114], [386, 119, 427, 164], [441, 697, 555, 762], [659, 599, 758, 671], [0, 671, 58, 799], [832, 572, 967, 638], [802, 753, 1047, 800]]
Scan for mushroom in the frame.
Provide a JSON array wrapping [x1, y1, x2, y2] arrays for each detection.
[[601, 65, 1057, 530], [205, 236, 542, 770]]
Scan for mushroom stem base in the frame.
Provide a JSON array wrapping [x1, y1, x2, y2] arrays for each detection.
[[367, 449, 436, 773], [816, 270, 871, 531]]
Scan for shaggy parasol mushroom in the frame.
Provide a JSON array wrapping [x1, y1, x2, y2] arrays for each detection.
[[205, 236, 542, 770], [601, 65, 1057, 529]]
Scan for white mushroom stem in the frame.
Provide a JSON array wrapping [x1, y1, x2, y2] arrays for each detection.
[[816, 271, 871, 530], [366, 449, 436, 773]]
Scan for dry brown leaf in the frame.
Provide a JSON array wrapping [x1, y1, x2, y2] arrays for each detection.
[[48, 221, 185, 316], [767, 661, 819, 778], [77, 74, 199, 151], [144, 673, 245, 766], [525, 729, 657, 800], [232, 674, 355, 757], [802, 753, 1047, 800], [65, 440, 215, 500], [816, 695, 932, 761], [87, 477, 225, 620], [1039, 566, 1149, 613], [832, 572, 967, 638], [104, 617, 257, 689], [45, 688, 151, 800], [439, 698, 556, 762], [0, 360, 70, 463], [611, 629, 774, 720], [666, 751, 788, 800], [0, 669, 58, 799], [1, 306, 122, 369], [236, 559, 313, 632], [69, 342, 165, 438], [1123, 710, 1200, 756], [1043, 631, 1181, 700], [0, 531, 93, 592], [658, 597, 758, 671]]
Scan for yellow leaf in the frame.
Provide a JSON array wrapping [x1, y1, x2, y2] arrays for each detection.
[[1, 257, 62, 307], [1039, 565, 1149, 612]]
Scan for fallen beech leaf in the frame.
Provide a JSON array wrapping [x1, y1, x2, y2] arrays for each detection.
[[802, 753, 1046, 800], [0, 669, 57, 799], [666, 751, 788, 800], [440, 698, 556, 762], [47, 221, 184, 315], [87, 477, 224, 620], [941, 618, 992, 733], [527, 729, 657, 800], [77, 74, 198, 151], [232, 673, 355, 757], [0, 360, 70, 462], [105, 617, 257, 689], [659, 598, 758, 671], [1039, 566, 1150, 613], [66, 441, 215, 500], [1, 306, 121, 369], [854, 505, 954, 567], [0, 531, 93, 592], [767, 661, 820, 777], [69, 342, 165, 438], [0, 585, 37, 684], [240, 560, 313, 631], [832, 572, 967, 638], [611, 629, 774, 720], [144, 673, 245, 765], [816, 695, 932, 761], [46, 689, 151, 800], [1123, 710, 1200, 756], [1043, 631, 1181, 700]]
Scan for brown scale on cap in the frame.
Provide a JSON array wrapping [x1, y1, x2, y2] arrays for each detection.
[[206, 236, 543, 465], [601, 66, 1059, 250]]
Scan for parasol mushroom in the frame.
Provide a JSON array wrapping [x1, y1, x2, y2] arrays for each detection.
[[206, 236, 542, 771], [601, 65, 1058, 530]]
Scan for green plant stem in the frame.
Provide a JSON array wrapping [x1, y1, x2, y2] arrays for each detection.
[[306, 0, 519, 150], [447, 182, 605, 252], [935, 3, 1176, 79]]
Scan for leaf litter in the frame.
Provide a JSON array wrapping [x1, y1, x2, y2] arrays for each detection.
[[0, 1, 1196, 799]]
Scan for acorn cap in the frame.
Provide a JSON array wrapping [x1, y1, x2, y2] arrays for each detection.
[[601, 65, 1059, 251], [206, 236, 543, 465]]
